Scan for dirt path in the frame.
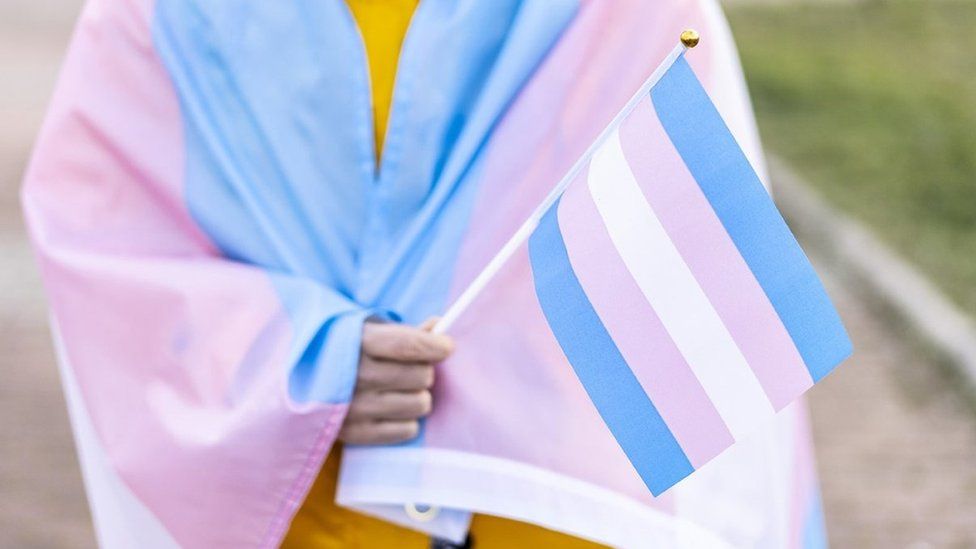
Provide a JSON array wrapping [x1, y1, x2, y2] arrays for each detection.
[[1, 3, 975, 548], [811, 264, 976, 548], [0, 3, 96, 547]]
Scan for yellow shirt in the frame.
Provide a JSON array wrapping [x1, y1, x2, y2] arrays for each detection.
[[347, 0, 417, 160], [282, 2, 605, 546]]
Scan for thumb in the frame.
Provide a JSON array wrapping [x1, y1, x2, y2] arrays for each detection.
[[419, 317, 440, 333]]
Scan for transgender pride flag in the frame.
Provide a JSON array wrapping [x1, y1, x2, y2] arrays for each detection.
[[524, 52, 852, 496]]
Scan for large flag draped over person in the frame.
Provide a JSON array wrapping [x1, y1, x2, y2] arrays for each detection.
[[23, 0, 839, 547]]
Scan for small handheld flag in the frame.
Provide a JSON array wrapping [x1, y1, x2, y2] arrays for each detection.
[[434, 31, 852, 496]]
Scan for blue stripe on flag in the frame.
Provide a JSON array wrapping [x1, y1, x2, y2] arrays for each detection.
[[528, 201, 693, 495], [651, 57, 851, 382]]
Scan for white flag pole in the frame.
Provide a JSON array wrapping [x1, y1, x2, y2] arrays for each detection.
[[432, 33, 698, 334]]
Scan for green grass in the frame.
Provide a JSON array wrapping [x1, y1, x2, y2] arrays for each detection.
[[725, 0, 976, 312]]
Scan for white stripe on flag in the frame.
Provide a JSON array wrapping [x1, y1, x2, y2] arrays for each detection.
[[586, 129, 775, 441]]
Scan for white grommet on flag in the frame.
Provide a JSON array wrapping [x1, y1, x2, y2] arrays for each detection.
[[405, 503, 440, 523]]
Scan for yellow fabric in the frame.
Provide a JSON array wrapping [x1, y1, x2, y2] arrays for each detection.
[[283, 446, 430, 549], [283, 3, 607, 547], [345, 0, 418, 160]]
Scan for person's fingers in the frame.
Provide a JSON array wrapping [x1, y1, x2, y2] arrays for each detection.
[[357, 357, 435, 392], [346, 390, 433, 421], [339, 419, 420, 445], [362, 322, 454, 363]]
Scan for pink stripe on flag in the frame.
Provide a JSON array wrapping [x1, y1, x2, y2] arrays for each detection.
[[619, 99, 813, 410], [558, 173, 733, 467]]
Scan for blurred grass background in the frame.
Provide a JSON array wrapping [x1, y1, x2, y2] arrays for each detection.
[[726, 0, 976, 312]]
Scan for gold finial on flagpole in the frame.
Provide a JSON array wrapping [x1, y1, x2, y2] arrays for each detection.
[[680, 29, 700, 48]]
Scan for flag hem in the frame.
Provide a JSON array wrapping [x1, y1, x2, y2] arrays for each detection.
[[336, 446, 732, 548]]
